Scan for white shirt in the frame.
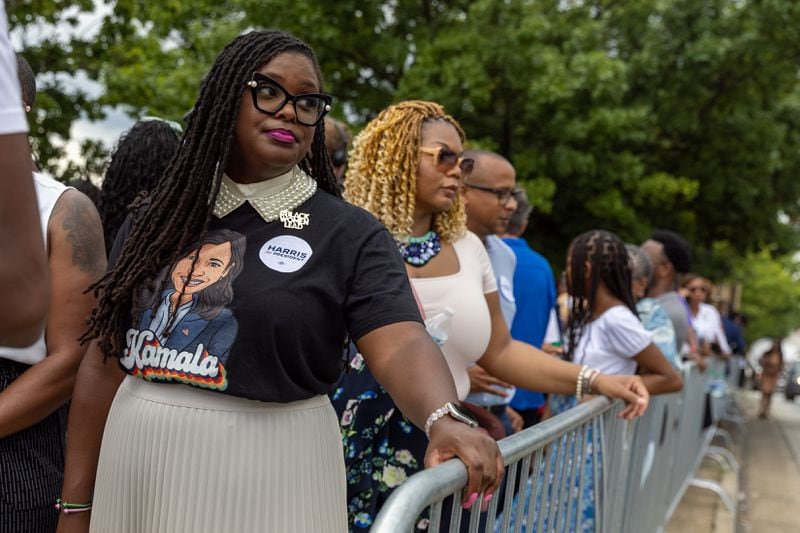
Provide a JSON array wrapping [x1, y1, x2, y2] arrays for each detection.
[[571, 305, 652, 375], [0, 1, 27, 135], [692, 303, 731, 354]]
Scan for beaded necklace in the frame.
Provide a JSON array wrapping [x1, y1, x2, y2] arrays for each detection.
[[396, 231, 442, 266]]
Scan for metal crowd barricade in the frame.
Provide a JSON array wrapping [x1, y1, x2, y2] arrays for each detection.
[[372, 361, 742, 533]]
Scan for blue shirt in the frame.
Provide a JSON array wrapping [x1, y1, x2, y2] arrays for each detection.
[[721, 315, 746, 355], [636, 297, 682, 370], [503, 237, 556, 411]]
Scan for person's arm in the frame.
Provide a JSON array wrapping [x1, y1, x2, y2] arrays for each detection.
[[56, 342, 126, 533], [0, 133, 49, 346], [477, 293, 649, 419], [0, 2, 49, 345], [357, 321, 504, 503], [632, 344, 683, 395], [0, 190, 105, 437]]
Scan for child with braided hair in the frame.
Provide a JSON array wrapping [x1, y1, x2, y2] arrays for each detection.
[[334, 101, 650, 531], [531, 229, 682, 532], [55, 32, 502, 533]]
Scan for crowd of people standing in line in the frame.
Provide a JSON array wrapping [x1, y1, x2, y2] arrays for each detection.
[[0, 20, 763, 533]]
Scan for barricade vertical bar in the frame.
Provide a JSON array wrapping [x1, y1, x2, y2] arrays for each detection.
[[593, 416, 603, 533], [565, 426, 584, 532], [576, 422, 590, 531], [466, 496, 481, 533], [554, 430, 577, 532], [525, 447, 545, 532], [535, 440, 555, 533], [512, 452, 533, 533], [448, 491, 462, 532], [546, 433, 568, 531], [428, 500, 443, 532], [499, 461, 519, 533]]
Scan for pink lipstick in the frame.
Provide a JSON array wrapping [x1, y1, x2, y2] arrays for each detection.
[[266, 129, 296, 143]]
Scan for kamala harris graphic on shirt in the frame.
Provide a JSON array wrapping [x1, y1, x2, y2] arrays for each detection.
[[120, 229, 246, 390]]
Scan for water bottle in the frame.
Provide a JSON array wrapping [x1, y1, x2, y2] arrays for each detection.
[[466, 386, 516, 407], [425, 307, 455, 347]]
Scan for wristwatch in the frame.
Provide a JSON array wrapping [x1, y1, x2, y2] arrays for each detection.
[[424, 402, 479, 438]]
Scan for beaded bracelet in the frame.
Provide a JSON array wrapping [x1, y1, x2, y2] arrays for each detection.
[[576, 365, 588, 401], [55, 498, 92, 514]]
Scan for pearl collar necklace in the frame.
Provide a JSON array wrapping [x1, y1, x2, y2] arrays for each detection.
[[213, 167, 317, 223]]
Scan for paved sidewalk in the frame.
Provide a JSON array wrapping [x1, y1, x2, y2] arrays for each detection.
[[666, 390, 800, 533], [737, 391, 800, 533]]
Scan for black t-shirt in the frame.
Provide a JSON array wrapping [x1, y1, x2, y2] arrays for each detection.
[[113, 190, 422, 402]]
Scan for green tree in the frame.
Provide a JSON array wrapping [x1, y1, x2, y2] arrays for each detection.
[[8, 0, 106, 179], [9, 0, 800, 279], [734, 250, 800, 342], [400, 0, 800, 269]]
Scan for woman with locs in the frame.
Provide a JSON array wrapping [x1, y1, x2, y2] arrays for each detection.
[[55, 31, 503, 533], [336, 100, 650, 530]]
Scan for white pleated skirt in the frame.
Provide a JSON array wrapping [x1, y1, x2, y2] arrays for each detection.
[[90, 376, 347, 533]]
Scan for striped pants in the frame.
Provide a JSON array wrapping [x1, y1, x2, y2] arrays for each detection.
[[0, 359, 67, 533]]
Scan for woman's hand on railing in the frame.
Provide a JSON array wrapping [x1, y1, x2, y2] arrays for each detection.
[[424, 417, 504, 510], [592, 374, 649, 419]]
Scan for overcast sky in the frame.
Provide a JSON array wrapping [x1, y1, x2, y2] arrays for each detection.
[[11, 2, 134, 173]]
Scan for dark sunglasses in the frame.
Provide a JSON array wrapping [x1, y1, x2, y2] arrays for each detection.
[[419, 145, 474, 177], [246, 73, 333, 126]]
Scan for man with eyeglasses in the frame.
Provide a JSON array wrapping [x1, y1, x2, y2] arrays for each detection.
[[460, 150, 524, 435]]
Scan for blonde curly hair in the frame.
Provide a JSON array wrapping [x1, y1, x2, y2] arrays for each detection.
[[344, 100, 467, 242]]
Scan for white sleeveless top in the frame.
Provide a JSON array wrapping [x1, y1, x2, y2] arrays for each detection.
[[410, 231, 497, 400], [0, 172, 70, 365]]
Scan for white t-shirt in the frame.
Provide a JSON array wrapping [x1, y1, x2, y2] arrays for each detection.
[[0, 1, 27, 135], [571, 305, 652, 375], [411, 231, 497, 400], [692, 303, 731, 354]]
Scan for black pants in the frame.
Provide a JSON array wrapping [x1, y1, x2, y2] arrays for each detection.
[[517, 407, 543, 429], [0, 359, 67, 533]]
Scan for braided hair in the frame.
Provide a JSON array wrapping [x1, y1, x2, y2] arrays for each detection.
[[84, 29, 338, 357], [345, 100, 466, 242], [98, 120, 181, 252], [565, 230, 637, 362]]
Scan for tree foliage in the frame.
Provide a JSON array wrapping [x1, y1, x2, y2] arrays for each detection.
[[734, 250, 800, 342], [9, 1, 800, 286]]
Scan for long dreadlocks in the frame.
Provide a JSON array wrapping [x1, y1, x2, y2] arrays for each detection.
[[85, 29, 339, 357], [98, 120, 180, 252], [565, 230, 637, 363]]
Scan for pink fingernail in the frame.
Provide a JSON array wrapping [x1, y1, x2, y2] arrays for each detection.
[[483, 493, 493, 503], [462, 492, 478, 509]]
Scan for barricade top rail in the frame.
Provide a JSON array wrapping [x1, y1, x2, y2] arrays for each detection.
[[370, 395, 615, 532]]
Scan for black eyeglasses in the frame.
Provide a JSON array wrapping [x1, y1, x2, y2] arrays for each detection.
[[246, 73, 333, 126], [463, 183, 521, 205]]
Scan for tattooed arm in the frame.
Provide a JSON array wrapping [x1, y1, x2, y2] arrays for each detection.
[[0, 190, 106, 438]]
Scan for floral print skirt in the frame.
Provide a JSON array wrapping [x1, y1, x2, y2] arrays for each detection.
[[330, 350, 430, 532]]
